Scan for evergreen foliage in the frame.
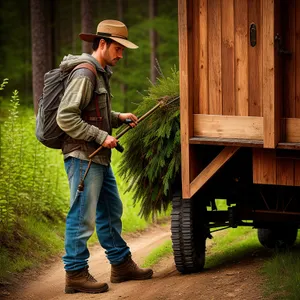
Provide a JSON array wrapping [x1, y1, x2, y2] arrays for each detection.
[[118, 67, 180, 219], [0, 0, 178, 110]]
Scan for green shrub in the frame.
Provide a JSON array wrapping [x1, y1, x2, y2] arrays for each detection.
[[0, 80, 69, 235]]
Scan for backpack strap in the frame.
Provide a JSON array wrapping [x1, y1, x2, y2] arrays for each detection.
[[72, 63, 101, 121], [73, 62, 97, 77]]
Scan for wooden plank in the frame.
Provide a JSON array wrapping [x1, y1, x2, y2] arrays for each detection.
[[274, 0, 283, 141], [221, 0, 235, 115], [284, 117, 300, 142], [296, 0, 300, 118], [252, 148, 263, 184], [235, 0, 249, 116], [199, 0, 209, 114], [248, 0, 262, 117], [262, 149, 277, 184], [178, 0, 192, 199], [208, 0, 222, 115], [190, 146, 240, 197], [253, 149, 277, 184], [193, 0, 200, 114], [194, 114, 263, 140], [294, 160, 300, 186], [278, 142, 300, 150], [276, 159, 294, 186], [262, 0, 277, 148], [283, 0, 296, 118], [190, 137, 264, 148], [260, 149, 277, 184]]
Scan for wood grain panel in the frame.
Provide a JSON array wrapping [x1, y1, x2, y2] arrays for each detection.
[[248, 0, 262, 117], [284, 117, 300, 142], [283, 0, 296, 118], [178, 0, 192, 198], [199, 0, 209, 114], [252, 149, 276, 184], [221, 0, 235, 115], [194, 114, 263, 140], [275, 0, 283, 141], [235, 0, 249, 116], [193, 0, 200, 114], [208, 0, 222, 115], [294, 160, 300, 186], [252, 148, 262, 184], [276, 159, 294, 186], [296, 1, 300, 117], [262, 0, 277, 148], [261, 149, 276, 184]]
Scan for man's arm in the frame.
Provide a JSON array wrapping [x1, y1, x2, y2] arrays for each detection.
[[111, 112, 138, 128], [118, 112, 138, 128]]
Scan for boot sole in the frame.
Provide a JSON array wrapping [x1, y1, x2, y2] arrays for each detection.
[[65, 284, 109, 294], [111, 270, 153, 283]]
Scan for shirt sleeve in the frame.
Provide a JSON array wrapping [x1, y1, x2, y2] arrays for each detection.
[[111, 111, 122, 128], [56, 75, 108, 145]]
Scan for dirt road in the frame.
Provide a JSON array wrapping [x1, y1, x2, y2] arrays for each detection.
[[2, 224, 268, 300]]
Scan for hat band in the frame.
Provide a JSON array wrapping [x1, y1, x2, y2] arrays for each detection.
[[97, 32, 128, 40]]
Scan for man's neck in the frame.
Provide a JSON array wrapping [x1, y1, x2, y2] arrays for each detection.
[[92, 52, 106, 69]]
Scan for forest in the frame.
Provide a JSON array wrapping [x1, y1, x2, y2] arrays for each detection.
[[0, 0, 179, 280], [0, 0, 178, 112]]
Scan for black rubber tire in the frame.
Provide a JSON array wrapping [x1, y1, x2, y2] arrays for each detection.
[[257, 225, 298, 249], [171, 192, 207, 274]]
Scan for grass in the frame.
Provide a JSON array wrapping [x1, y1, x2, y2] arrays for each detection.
[[261, 234, 300, 300], [0, 217, 65, 279], [141, 240, 173, 268], [205, 226, 261, 268]]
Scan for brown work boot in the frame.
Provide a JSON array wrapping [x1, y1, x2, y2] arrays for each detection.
[[65, 266, 108, 294], [111, 255, 153, 283]]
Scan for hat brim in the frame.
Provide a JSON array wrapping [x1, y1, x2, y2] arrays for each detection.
[[79, 33, 138, 49]]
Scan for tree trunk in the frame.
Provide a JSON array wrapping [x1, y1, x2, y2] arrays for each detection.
[[117, 0, 128, 112], [81, 0, 93, 54], [30, 0, 51, 115], [149, 0, 158, 84]]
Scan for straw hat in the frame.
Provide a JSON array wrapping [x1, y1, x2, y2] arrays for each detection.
[[79, 19, 138, 49]]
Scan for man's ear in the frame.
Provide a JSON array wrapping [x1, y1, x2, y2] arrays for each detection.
[[99, 39, 106, 49]]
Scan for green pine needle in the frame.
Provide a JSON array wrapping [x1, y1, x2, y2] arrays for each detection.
[[118, 67, 180, 219]]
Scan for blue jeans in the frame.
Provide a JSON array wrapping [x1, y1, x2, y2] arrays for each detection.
[[63, 157, 131, 271]]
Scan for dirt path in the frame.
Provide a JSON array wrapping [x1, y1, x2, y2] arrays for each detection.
[[2, 224, 269, 300]]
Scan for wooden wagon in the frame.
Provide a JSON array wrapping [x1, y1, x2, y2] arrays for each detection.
[[171, 0, 300, 273]]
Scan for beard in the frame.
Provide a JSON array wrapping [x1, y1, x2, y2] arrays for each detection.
[[108, 58, 120, 66]]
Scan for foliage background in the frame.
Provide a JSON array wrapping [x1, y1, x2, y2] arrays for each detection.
[[0, 0, 178, 279], [0, 0, 178, 113]]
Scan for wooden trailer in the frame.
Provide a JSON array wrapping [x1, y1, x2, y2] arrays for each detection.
[[171, 0, 300, 273]]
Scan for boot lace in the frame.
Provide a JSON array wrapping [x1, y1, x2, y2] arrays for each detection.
[[128, 258, 139, 270], [83, 269, 97, 282]]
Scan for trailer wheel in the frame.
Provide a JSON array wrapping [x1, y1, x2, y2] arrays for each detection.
[[171, 192, 207, 274], [257, 225, 298, 249]]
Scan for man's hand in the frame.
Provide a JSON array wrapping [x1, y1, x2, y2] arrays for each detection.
[[118, 113, 138, 128], [102, 135, 118, 148]]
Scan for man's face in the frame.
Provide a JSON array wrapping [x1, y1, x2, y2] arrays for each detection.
[[102, 41, 125, 67]]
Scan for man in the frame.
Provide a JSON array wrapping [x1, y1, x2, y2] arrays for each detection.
[[56, 19, 153, 294]]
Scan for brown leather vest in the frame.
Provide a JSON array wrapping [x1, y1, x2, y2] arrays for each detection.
[[62, 67, 112, 160]]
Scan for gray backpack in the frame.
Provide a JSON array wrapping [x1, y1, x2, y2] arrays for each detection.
[[36, 63, 97, 149]]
